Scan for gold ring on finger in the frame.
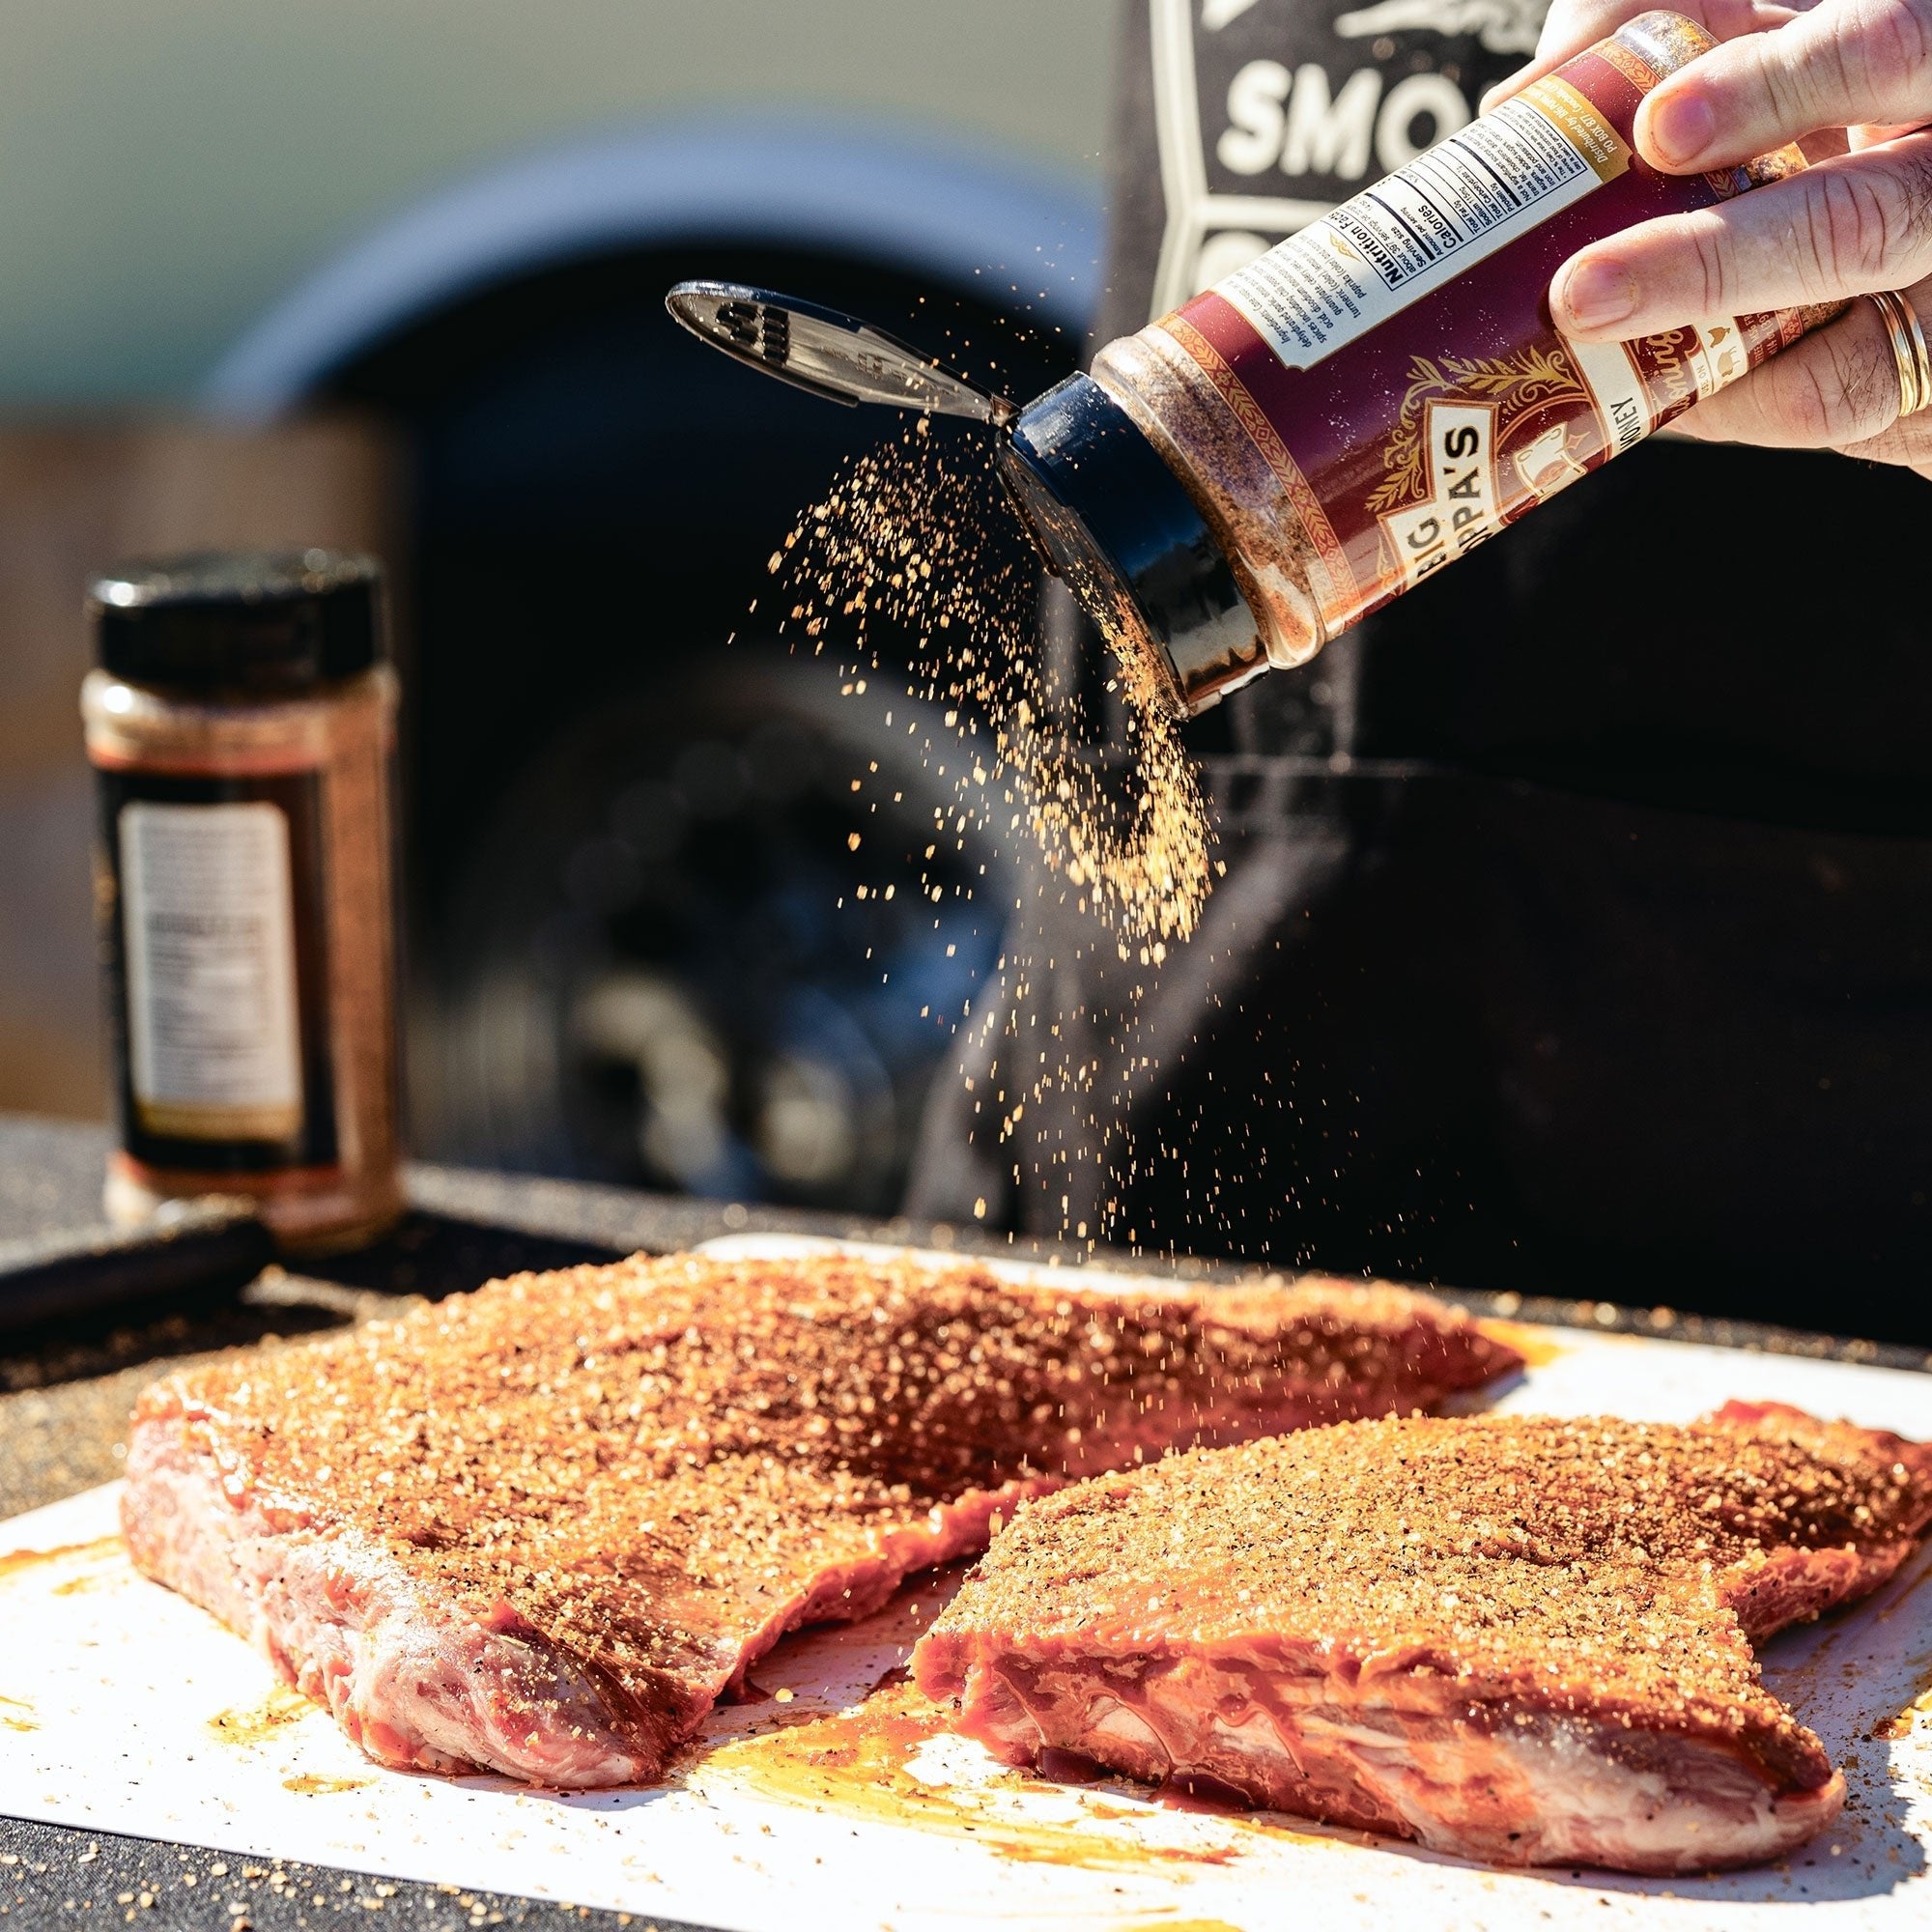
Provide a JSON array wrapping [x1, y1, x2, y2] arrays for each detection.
[[1868, 289, 1932, 418]]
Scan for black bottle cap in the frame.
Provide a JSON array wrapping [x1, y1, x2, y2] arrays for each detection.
[[996, 375, 1264, 716], [91, 550, 384, 696]]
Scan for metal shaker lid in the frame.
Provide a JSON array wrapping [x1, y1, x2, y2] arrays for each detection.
[[996, 376, 1260, 717], [91, 550, 385, 696], [664, 281, 1262, 717]]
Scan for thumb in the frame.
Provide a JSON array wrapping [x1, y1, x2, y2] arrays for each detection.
[[1636, 0, 1932, 171]]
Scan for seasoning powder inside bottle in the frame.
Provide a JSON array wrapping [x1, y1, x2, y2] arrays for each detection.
[[82, 551, 404, 1253], [997, 10, 1833, 719]]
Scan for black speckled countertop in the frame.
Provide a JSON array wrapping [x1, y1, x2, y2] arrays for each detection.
[[2, 1112, 1925, 1930]]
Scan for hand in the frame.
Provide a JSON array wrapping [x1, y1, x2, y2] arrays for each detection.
[[1492, 0, 1932, 479]]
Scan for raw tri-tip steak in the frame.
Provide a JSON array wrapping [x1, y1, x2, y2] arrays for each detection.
[[122, 1249, 1517, 1787], [913, 1401, 1932, 1873]]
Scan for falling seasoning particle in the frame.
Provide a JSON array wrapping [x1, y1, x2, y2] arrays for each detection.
[[752, 421, 1222, 1256]]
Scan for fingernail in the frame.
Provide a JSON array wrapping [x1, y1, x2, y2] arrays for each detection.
[[1556, 258, 1638, 332], [1644, 86, 1718, 167]]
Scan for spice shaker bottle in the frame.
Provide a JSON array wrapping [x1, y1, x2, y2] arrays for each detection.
[[669, 10, 1832, 717], [81, 551, 404, 1253]]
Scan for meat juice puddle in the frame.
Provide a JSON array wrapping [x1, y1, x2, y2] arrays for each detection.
[[0, 1534, 121, 1583], [755, 424, 1218, 1249], [700, 1678, 1260, 1870], [690, 1564, 1342, 1865], [207, 1682, 322, 1748], [0, 1535, 128, 1732]]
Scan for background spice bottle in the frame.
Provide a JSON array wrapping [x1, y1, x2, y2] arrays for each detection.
[[81, 551, 404, 1252], [997, 10, 1833, 717]]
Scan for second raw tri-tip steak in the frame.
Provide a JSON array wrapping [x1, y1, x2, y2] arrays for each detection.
[[913, 1401, 1932, 1873], [121, 1249, 1517, 1786]]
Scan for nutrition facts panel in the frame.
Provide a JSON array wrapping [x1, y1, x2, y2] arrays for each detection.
[[1341, 99, 1598, 286], [1206, 76, 1632, 369]]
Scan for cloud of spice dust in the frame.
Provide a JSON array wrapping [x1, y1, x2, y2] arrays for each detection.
[[748, 419, 1231, 1253], [764, 421, 1215, 952]]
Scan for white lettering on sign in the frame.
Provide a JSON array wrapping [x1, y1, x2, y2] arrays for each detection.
[[1283, 64, 1383, 179], [1218, 60, 1292, 175], [1218, 62, 1396, 182], [1378, 401, 1502, 589], [1147, 0, 1370, 315], [1219, 61, 1475, 185]]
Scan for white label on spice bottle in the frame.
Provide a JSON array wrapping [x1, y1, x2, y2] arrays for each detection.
[[1566, 314, 1747, 451], [1378, 399, 1507, 592], [119, 800, 304, 1143], [1213, 78, 1630, 372], [1564, 333, 1656, 454], [1685, 315, 1750, 399]]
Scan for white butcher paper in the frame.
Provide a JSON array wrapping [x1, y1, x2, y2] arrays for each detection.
[[2, 1236, 1931, 1930]]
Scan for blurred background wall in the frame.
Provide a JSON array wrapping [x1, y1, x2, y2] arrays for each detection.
[[0, 0, 1111, 406], [0, 0, 1113, 1211]]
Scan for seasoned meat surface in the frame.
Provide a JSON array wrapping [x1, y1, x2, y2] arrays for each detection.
[[913, 1402, 1932, 1873], [122, 1250, 1515, 1786]]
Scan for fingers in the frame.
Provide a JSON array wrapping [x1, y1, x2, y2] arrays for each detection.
[[1668, 282, 1928, 447], [1833, 404, 1932, 477], [1483, 0, 1663, 110], [1550, 130, 1932, 336], [1483, 0, 1795, 112], [1636, 0, 1932, 172], [1535, 0, 1671, 68]]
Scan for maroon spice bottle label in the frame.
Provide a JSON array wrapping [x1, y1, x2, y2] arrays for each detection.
[[1154, 33, 1811, 639]]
